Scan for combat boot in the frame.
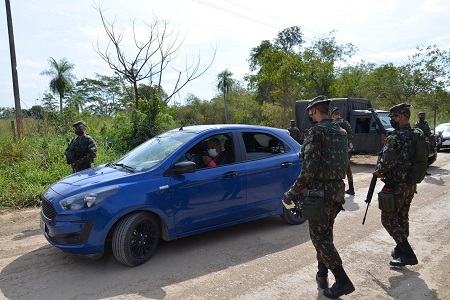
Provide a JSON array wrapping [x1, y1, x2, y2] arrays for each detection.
[[316, 261, 329, 289], [323, 266, 355, 299], [345, 181, 355, 195], [391, 244, 402, 259], [390, 241, 418, 267]]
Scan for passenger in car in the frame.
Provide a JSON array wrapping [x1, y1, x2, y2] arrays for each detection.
[[203, 138, 228, 167]]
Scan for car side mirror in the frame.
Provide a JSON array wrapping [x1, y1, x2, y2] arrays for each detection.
[[164, 161, 196, 176]]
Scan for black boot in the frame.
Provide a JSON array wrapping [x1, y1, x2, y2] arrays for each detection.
[[390, 241, 418, 267], [345, 181, 355, 195], [316, 261, 329, 289], [323, 266, 355, 299], [391, 244, 402, 259]]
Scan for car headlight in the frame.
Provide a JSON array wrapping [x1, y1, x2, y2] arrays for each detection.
[[59, 185, 120, 210]]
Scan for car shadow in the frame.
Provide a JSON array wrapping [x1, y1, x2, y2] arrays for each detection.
[[1, 216, 310, 300]]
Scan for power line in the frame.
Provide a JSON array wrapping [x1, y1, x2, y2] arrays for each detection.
[[194, 0, 408, 65]]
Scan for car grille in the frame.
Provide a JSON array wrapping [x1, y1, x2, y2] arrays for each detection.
[[41, 198, 56, 220]]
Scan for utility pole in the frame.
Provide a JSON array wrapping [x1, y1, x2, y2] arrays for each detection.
[[5, 0, 24, 140]]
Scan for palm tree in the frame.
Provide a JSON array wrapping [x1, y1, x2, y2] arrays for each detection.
[[40, 57, 76, 113], [217, 69, 234, 124]]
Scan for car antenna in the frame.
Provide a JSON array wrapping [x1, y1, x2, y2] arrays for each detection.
[[179, 118, 193, 130]]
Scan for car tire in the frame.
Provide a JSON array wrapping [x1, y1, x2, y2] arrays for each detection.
[[280, 202, 305, 225], [428, 151, 437, 165], [112, 212, 160, 267]]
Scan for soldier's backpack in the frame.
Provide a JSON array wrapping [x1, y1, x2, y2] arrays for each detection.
[[409, 128, 430, 183]]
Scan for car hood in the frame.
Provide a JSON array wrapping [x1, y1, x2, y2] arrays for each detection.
[[48, 165, 145, 197]]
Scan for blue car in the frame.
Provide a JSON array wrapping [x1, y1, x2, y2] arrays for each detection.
[[41, 125, 304, 266]]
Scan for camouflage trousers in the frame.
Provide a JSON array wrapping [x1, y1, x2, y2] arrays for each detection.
[[309, 208, 343, 270], [74, 161, 92, 172], [346, 152, 353, 181], [308, 180, 345, 270], [381, 182, 417, 244]]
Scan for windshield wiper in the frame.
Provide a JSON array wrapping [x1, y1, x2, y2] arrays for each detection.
[[112, 163, 136, 173]]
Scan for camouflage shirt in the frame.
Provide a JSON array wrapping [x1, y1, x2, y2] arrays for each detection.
[[414, 120, 431, 138], [334, 117, 353, 142], [378, 123, 422, 184], [288, 126, 302, 142], [289, 119, 348, 195], [66, 134, 97, 164]]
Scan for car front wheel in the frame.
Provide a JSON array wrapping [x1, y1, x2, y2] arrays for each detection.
[[112, 212, 160, 266], [280, 200, 305, 225]]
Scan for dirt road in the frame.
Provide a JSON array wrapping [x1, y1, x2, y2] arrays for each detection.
[[1, 152, 450, 300]]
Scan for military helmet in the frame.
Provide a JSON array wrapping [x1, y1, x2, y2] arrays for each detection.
[[330, 107, 340, 115], [73, 121, 86, 128], [306, 95, 330, 110], [388, 103, 411, 119]]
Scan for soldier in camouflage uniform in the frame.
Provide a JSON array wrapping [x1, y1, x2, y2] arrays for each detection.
[[283, 96, 355, 299], [415, 112, 432, 175], [373, 103, 420, 267], [65, 121, 97, 172], [331, 107, 355, 195], [414, 112, 431, 139], [288, 120, 302, 144]]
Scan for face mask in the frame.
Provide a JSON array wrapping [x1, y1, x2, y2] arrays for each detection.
[[208, 148, 218, 157], [390, 119, 399, 129], [308, 115, 317, 124], [75, 129, 84, 136]]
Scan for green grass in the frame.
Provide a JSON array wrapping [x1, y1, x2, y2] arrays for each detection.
[[0, 117, 121, 209]]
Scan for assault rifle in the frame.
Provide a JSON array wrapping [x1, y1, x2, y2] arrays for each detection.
[[362, 152, 382, 225], [65, 138, 77, 173]]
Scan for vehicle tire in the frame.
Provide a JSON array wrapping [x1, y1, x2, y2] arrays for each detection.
[[112, 212, 160, 267], [280, 201, 305, 225], [428, 151, 437, 165]]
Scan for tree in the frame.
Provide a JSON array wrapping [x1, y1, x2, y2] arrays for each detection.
[[40, 57, 76, 113], [73, 74, 126, 116], [39, 92, 59, 114], [217, 69, 234, 123], [94, 6, 216, 110]]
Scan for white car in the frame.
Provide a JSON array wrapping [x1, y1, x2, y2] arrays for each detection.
[[435, 123, 450, 151]]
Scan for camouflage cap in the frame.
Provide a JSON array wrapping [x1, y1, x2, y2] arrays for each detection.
[[389, 103, 411, 119], [73, 120, 86, 128], [418, 111, 425, 115], [330, 107, 340, 115], [306, 95, 330, 110]]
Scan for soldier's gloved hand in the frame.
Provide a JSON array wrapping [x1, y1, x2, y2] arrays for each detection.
[[282, 191, 296, 209]]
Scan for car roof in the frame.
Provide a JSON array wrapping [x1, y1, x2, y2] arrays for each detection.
[[436, 123, 450, 128], [171, 124, 288, 134]]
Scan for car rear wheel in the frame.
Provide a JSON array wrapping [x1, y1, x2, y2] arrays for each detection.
[[112, 212, 160, 266], [280, 200, 305, 225]]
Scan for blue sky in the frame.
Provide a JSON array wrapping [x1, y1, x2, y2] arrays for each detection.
[[1, 0, 450, 109]]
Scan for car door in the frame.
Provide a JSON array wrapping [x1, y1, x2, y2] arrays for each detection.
[[241, 130, 301, 217], [170, 131, 247, 235]]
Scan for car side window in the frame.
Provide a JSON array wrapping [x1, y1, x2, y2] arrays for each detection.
[[179, 133, 235, 169], [242, 132, 287, 161]]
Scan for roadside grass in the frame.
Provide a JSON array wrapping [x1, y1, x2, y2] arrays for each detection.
[[0, 117, 121, 209]]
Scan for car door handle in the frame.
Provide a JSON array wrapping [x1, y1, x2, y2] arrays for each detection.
[[223, 171, 238, 178], [281, 162, 293, 168]]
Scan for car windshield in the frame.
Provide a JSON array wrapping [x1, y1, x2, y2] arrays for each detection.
[[436, 124, 450, 132], [377, 111, 393, 130], [113, 130, 196, 172]]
